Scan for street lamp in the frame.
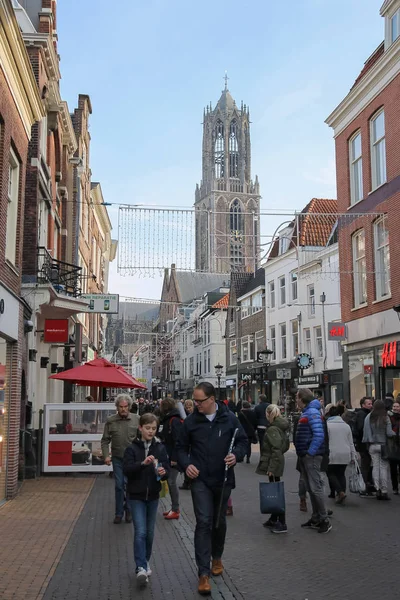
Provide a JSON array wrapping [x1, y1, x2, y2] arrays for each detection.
[[194, 372, 200, 387], [258, 348, 273, 396], [215, 363, 223, 401]]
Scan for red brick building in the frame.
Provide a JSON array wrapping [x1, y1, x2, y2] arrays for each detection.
[[0, 0, 44, 500], [326, 0, 400, 405]]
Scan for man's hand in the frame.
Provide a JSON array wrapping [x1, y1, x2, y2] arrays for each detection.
[[224, 453, 236, 468], [186, 464, 200, 479], [158, 466, 166, 477], [104, 457, 111, 466], [142, 455, 155, 466]]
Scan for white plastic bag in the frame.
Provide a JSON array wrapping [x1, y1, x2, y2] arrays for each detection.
[[348, 460, 366, 494]]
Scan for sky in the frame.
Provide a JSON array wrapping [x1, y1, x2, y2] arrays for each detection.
[[57, 0, 384, 301]]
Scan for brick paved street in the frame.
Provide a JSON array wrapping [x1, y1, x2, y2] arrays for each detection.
[[2, 450, 400, 600]]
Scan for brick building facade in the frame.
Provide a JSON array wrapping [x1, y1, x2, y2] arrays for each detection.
[[326, 0, 400, 405], [0, 0, 43, 500]]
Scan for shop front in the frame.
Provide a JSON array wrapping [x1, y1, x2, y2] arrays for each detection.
[[267, 362, 299, 407]]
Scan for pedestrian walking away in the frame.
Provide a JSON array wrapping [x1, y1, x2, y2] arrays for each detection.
[[295, 388, 332, 534], [123, 413, 170, 588], [354, 397, 375, 497], [176, 382, 248, 596], [326, 405, 357, 505], [238, 401, 258, 463], [256, 404, 290, 533], [158, 398, 184, 520], [101, 394, 139, 524], [363, 399, 395, 500], [389, 401, 400, 494], [254, 394, 270, 450]]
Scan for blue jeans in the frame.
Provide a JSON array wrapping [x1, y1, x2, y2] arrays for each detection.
[[112, 457, 126, 518], [191, 479, 232, 577], [128, 498, 159, 571]]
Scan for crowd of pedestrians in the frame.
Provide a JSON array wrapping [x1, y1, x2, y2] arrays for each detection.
[[100, 386, 400, 595]]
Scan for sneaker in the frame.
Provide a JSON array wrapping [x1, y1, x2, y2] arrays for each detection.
[[380, 493, 391, 501], [359, 491, 376, 498], [113, 516, 122, 524], [146, 562, 152, 577], [263, 518, 277, 528], [136, 567, 148, 587], [318, 519, 332, 534], [335, 492, 346, 505], [301, 518, 320, 529], [271, 522, 288, 534], [164, 510, 180, 520]]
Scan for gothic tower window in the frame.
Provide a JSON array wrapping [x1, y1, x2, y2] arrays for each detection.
[[214, 120, 224, 178], [229, 120, 239, 178], [230, 199, 244, 268], [230, 199, 243, 234]]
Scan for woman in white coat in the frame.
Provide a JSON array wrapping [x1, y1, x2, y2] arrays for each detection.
[[326, 405, 356, 504]]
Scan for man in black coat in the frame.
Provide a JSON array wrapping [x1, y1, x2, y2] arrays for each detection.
[[238, 401, 258, 463], [354, 397, 374, 495], [254, 394, 270, 449], [177, 382, 247, 596]]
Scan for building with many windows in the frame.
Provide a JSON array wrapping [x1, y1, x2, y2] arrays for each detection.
[[326, 0, 400, 405]]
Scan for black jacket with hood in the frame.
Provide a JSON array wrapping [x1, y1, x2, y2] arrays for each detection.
[[123, 437, 170, 501], [176, 402, 248, 489], [158, 408, 183, 464]]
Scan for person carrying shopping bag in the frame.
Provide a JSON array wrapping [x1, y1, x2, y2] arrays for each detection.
[[256, 405, 289, 533], [326, 405, 357, 504], [363, 399, 395, 500]]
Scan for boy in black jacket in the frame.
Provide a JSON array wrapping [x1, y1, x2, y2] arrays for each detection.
[[123, 413, 170, 588]]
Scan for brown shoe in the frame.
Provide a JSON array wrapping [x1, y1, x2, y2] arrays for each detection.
[[211, 558, 224, 576], [113, 516, 122, 524], [198, 575, 211, 595], [226, 505, 233, 516], [336, 491, 346, 504], [299, 498, 308, 512]]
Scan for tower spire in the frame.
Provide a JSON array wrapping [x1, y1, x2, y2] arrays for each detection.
[[224, 71, 229, 91]]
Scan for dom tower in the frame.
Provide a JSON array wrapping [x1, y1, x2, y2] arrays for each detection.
[[195, 77, 260, 273]]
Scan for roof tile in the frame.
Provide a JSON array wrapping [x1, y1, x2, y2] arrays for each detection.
[[212, 293, 229, 309]]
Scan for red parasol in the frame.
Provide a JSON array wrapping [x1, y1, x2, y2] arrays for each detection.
[[48, 357, 146, 389]]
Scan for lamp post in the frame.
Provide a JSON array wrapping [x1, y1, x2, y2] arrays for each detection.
[[215, 363, 223, 401], [258, 348, 273, 396]]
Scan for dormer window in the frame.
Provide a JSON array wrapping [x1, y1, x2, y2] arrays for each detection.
[[391, 10, 400, 42]]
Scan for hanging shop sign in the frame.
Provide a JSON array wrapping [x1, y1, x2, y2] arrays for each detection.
[[297, 353, 313, 370], [80, 294, 119, 314], [328, 322, 347, 341], [276, 368, 291, 380], [44, 319, 69, 343], [382, 341, 399, 368], [298, 374, 322, 386]]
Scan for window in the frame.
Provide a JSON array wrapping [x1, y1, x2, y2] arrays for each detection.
[[270, 326, 276, 361], [352, 230, 367, 306], [374, 216, 391, 300], [204, 351, 207, 374], [304, 328, 311, 355], [391, 10, 399, 43], [371, 110, 386, 190], [255, 330, 264, 355], [229, 120, 239, 178], [334, 341, 342, 360], [280, 323, 287, 360], [291, 320, 299, 357], [6, 148, 20, 264], [241, 335, 254, 363], [308, 284, 315, 316], [214, 120, 224, 178], [269, 281, 275, 309], [279, 236, 290, 255], [230, 340, 237, 366], [230, 199, 243, 233], [279, 276, 286, 306], [290, 271, 298, 301], [40, 116, 47, 161], [207, 349, 211, 374], [252, 291, 263, 313], [241, 297, 251, 319], [189, 357, 194, 377], [314, 326, 323, 358], [349, 131, 363, 204]]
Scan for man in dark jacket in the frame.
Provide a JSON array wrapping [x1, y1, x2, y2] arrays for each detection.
[[254, 394, 270, 448], [295, 388, 331, 534], [177, 382, 247, 596], [354, 397, 374, 496], [238, 402, 258, 463]]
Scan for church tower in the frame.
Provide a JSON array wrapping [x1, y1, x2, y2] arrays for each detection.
[[195, 77, 260, 273]]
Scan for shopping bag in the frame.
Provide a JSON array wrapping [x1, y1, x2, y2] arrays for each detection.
[[259, 481, 285, 515], [386, 437, 400, 461], [159, 480, 169, 498], [348, 460, 366, 494]]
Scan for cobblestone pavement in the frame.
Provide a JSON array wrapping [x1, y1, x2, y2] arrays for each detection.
[[0, 476, 94, 600], [3, 449, 400, 600]]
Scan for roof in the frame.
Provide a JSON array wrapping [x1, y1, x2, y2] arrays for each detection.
[[351, 42, 384, 90], [212, 293, 229, 309], [175, 272, 230, 304], [216, 88, 236, 112], [230, 272, 253, 298], [241, 268, 265, 296]]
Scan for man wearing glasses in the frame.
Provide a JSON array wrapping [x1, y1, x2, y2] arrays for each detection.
[[177, 382, 247, 596]]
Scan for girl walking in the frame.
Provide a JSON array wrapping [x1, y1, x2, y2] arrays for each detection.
[[256, 405, 289, 533], [363, 399, 395, 500], [123, 413, 170, 587]]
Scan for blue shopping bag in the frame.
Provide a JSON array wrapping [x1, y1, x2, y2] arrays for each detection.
[[259, 481, 285, 515]]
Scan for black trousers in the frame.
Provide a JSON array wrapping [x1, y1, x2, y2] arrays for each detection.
[[359, 449, 374, 491], [191, 479, 231, 577], [246, 440, 252, 461], [389, 460, 400, 491], [268, 476, 285, 525], [257, 428, 266, 449], [327, 464, 347, 494]]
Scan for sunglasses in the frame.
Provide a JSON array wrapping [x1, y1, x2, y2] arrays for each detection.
[[192, 395, 212, 404]]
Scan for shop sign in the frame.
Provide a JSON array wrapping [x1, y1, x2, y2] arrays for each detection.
[[382, 341, 398, 368], [276, 368, 291, 380], [226, 379, 236, 386], [44, 319, 69, 343], [297, 353, 313, 370], [364, 365, 373, 374], [80, 294, 119, 314], [298, 374, 322, 386], [328, 322, 347, 341]]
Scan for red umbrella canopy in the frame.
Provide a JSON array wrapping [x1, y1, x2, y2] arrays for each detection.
[[49, 357, 146, 389]]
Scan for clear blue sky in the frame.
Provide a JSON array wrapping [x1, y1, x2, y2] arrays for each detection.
[[57, 0, 383, 300]]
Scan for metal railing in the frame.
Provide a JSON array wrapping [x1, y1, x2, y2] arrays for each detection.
[[37, 247, 82, 297]]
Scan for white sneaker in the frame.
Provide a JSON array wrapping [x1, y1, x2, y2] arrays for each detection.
[[146, 562, 152, 577], [136, 567, 148, 587]]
